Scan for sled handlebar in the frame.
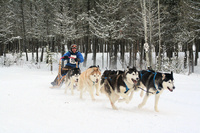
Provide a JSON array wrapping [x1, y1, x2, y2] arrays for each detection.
[[68, 57, 76, 59]]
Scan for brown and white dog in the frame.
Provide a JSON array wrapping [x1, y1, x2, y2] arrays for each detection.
[[78, 66, 101, 100]]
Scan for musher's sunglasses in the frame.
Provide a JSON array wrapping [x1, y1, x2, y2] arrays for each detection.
[[72, 45, 77, 49]]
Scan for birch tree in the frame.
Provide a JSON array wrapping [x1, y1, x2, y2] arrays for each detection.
[[140, 0, 150, 68], [157, 0, 162, 70]]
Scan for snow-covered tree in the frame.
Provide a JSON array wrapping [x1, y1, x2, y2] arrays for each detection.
[[89, 0, 127, 69]]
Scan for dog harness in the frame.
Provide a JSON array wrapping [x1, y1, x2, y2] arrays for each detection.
[[140, 70, 152, 80], [153, 72, 160, 94], [105, 76, 130, 94], [140, 70, 160, 94], [124, 83, 130, 93]]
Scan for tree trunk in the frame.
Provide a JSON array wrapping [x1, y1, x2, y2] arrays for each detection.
[[52, 37, 55, 52], [113, 41, 118, 69], [40, 45, 44, 62], [36, 39, 39, 63], [121, 39, 125, 69], [188, 44, 194, 74], [148, 0, 153, 67], [20, 0, 28, 61], [101, 39, 105, 69], [0, 43, 3, 56], [129, 42, 132, 67], [93, 37, 97, 66], [3, 44, 6, 65], [140, 39, 144, 69], [174, 43, 179, 73], [157, 0, 162, 71], [195, 38, 199, 66], [184, 44, 187, 69], [31, 38, 34, 61], [141, 0, 150, 67], [83, 0, 91, 67], [83, 36, 88, 67]]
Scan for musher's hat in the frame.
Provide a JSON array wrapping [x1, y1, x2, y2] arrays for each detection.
[[71, 44, 77, 50]]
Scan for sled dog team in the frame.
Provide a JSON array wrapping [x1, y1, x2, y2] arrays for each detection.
[[64, 66, 175, 112]]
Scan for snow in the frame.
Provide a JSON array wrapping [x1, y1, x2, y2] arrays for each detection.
[[1, 53, 200, 133]]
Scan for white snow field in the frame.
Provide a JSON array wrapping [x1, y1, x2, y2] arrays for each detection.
[[0, 53, 200, 133]]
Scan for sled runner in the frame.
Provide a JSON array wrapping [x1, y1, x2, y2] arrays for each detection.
[[50, 57, 78, 88]]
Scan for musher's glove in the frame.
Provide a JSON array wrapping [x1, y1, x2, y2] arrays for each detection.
[[63, 56, 69, 59], [75, 58, 80, 62]]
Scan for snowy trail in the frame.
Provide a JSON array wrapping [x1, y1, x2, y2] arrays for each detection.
[[0, 66, 200, 133]]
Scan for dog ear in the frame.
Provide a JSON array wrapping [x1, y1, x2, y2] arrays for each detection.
[[171, 71, 174, 79], [162, 73, 166, 80], [133, 66, 137, 71], [126, 66, 130, 72]]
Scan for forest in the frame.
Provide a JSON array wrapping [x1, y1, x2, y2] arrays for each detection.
[[0, 0, 199, 74]]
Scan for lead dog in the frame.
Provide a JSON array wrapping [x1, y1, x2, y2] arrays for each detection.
[[65, 68, 81, 95], [101, 67, 139, 110], [138, 71, 175, 112], [78, 66, 101, 100]]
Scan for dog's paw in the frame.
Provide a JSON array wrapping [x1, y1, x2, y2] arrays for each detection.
[[80, 95, 83, 99], [138, 104, 143, 109], [154, 107, 159, 112], [112, 105, 118, 110], [126, 100, 130, 104], [118, 98, 125, 103]]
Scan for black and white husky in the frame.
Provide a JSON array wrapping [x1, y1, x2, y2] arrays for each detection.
[[64, 68, 81, 95], [101, 67, 139, 110], [100, 70, 124, 86], [138, 71, 175, 112]]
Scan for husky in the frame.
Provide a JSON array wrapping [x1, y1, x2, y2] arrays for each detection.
[[64, 68, 81, 95], [137, 68, 156, 97], [78, 66, 101, 100], [100, 70, 124, 86], [101, 67, 139, 110], [138, 71, 175, 112]]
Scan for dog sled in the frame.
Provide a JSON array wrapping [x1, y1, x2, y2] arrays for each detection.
[[50, 57, 78, 88]]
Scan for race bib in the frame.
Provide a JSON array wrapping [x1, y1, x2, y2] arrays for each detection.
[[70, 55, 77, 64]]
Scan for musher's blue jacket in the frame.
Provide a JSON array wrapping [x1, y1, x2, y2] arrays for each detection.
[[62, 51, 84, 68]]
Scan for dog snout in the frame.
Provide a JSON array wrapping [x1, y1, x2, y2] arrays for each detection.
[[136, 78, 139, 81], [173, 86, 175, 89]]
